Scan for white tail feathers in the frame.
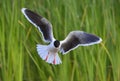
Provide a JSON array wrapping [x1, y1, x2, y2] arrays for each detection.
[[36, 44, 62, 65]]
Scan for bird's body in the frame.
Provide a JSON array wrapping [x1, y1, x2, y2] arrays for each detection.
[[21, 8, 102, 65], [37, 41, 61, 64]]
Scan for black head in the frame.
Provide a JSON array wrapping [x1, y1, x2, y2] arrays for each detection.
[[54, 40, 60, 48]]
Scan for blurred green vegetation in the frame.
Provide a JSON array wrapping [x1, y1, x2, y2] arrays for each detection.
[[0, 0, 120, 81]]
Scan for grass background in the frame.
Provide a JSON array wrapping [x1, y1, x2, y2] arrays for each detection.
[[0, 0, 120, 81]]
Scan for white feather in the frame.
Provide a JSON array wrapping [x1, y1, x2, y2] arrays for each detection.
[[37, 44, 48, 60]]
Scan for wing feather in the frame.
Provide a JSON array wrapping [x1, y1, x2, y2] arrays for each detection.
[[21, 8, 55, 42], [60, 31, 102, 54]]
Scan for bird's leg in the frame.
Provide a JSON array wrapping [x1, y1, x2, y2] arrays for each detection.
[[45, 52, 49, 61], [53, 54, 56, 64]]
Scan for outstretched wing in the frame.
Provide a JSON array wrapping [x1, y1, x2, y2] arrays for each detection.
[[60, 31, 102, 54], [21, 8, 55, 42]]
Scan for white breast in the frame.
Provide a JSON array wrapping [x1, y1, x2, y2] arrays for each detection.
[[48, 42, 59, 53]]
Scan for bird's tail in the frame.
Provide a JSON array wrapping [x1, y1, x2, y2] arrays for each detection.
[[36, 44, 62, 65]]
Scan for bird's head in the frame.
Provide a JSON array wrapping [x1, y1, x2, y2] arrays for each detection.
[[54, 40, 60, 48]]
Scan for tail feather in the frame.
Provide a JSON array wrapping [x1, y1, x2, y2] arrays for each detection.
[[55, 54, 62, 64], [37, 44, 62, 65], [37, 44, 48, 60]]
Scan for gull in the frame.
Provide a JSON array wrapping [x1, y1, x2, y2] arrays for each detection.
[[21, 8, 102, 65]]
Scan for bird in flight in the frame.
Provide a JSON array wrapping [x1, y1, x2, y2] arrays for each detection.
[[21, 8, 102, 65]]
